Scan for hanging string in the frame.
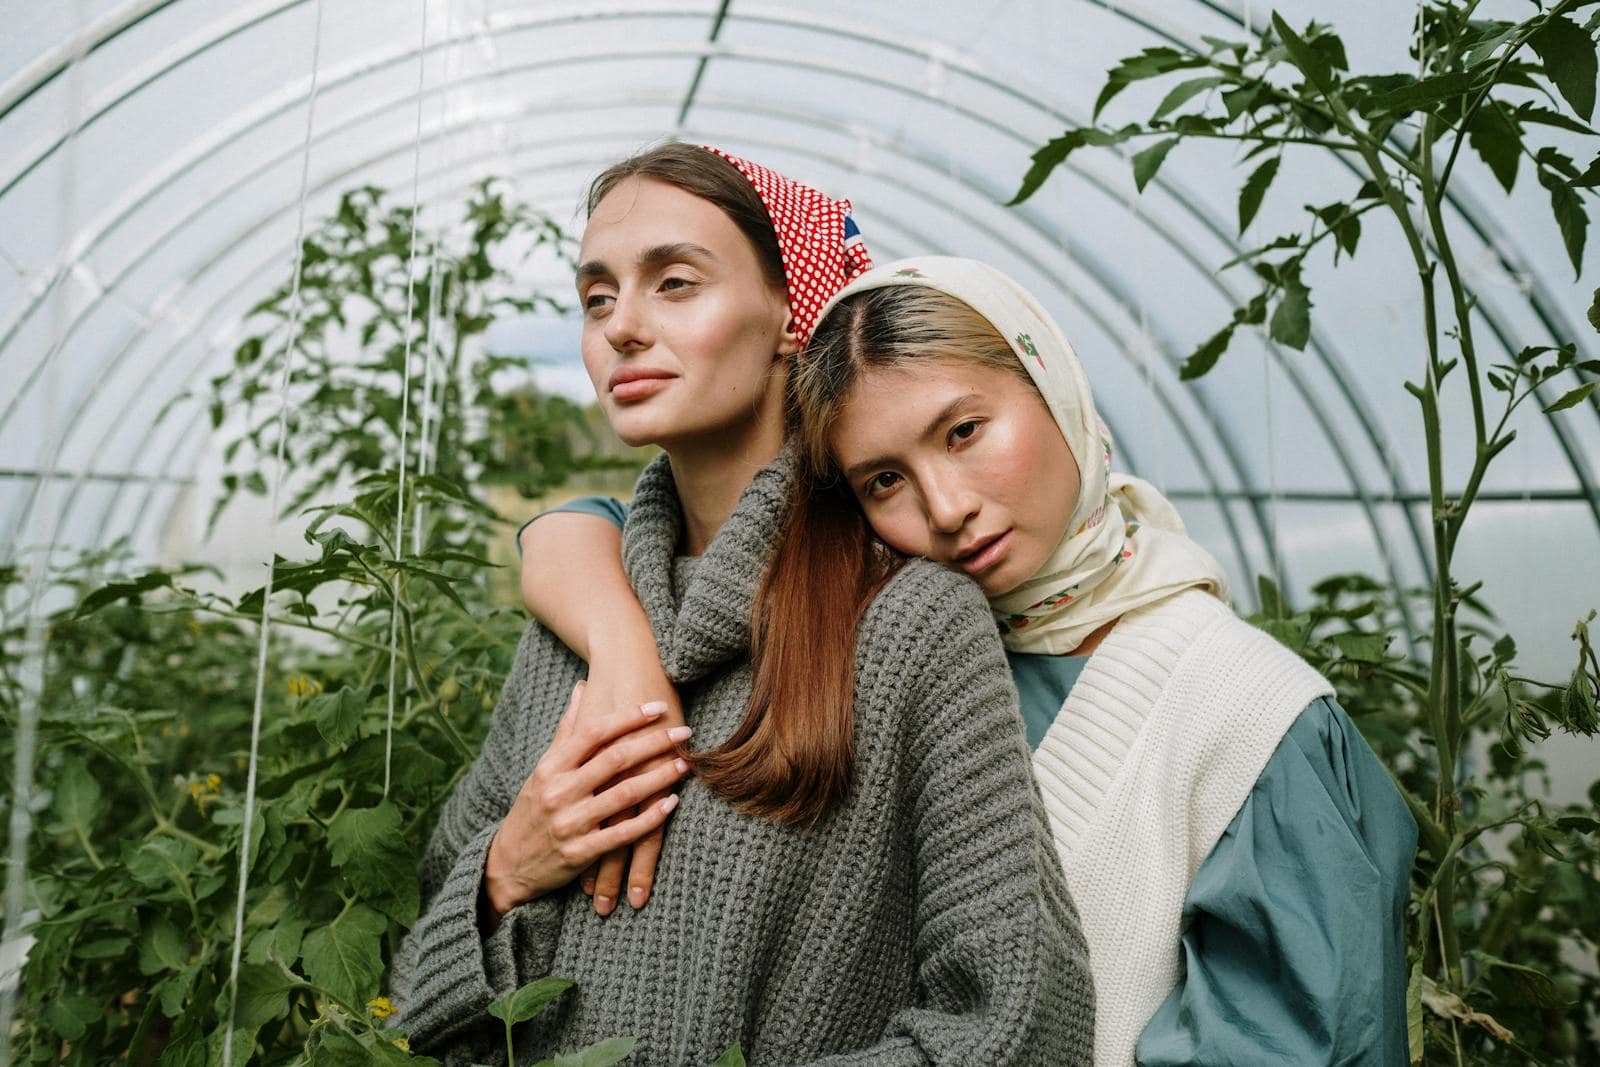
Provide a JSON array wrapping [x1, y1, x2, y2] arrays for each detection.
[[220, 1, 326, 1063], [0, 3, 87, 1058], [385, 0, 435, 799], [414, 242, 444, 553], [413, 0, 455, 556], [1263, 347, 1283, 607]]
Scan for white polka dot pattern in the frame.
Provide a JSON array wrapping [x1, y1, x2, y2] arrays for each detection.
[[701, 146, 874, 345]]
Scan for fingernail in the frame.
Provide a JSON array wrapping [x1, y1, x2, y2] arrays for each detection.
[[667, 725, 693, 743], [640, 701, 668, 717], [659, 794, 680, 815], [629, 886, 646, 908], [581, 879, 595, 895], [674, 758, 689, 774], [595, 895, 613, 913]]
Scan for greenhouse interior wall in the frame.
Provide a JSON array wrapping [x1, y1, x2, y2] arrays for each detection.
[[3, 0, 1599, 1063]]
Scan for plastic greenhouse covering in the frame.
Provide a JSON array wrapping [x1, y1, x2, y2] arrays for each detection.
[[2, 0, 1599, 1061]]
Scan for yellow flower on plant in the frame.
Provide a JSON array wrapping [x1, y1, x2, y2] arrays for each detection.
[[205, 773, 221, 791], [187, 782, 205, 800], [391, 1037, 410, 1052], [287, 675, 320, 697], [368, 996, 396, 1021]]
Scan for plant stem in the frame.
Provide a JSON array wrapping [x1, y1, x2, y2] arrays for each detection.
[[73, 826, 105, 870], [1435, 0, 1582, 193]]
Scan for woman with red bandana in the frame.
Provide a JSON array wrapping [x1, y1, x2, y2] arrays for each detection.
[[390, 145, 1094, 1065]]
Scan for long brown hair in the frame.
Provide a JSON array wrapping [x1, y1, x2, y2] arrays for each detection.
[[587, 144, 891, 826], [709, 286, 1031, 824]]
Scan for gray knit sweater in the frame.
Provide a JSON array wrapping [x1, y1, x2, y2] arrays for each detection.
[[392, 450, 1094, 1065]]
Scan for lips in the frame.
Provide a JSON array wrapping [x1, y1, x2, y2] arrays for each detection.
[[953, 530, 1011, 576], [607, 365, 675, 402]]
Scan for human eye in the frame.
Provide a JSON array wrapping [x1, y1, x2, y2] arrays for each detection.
[[948, 419, 982, 447], [659, 274, 697, 295], [582, 288, 615, 315], [863, 471, 902, 498]]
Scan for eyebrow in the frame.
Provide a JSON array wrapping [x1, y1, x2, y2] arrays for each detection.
[[842, 392, 982, 482], [575, 241, 718, 283]]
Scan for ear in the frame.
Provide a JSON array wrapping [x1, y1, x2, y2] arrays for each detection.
[[775, 306, 802, 358]]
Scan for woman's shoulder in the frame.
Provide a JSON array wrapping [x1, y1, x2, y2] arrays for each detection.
[[863, 557, 994, 635], [856, 559, 1008, 690]]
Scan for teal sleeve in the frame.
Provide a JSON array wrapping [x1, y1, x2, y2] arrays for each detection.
[[1135, 697, 1418, 1066], [512, 496, 629, 559]]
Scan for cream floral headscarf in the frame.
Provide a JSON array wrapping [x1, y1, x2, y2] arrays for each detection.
[[814, 256, 1230, 654]]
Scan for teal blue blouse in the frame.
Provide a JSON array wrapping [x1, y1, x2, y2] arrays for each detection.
[[1012, 651, 1415, 1065], [532, 498, 1418, 1064]]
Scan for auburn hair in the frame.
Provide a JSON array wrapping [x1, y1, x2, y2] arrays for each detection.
[[587, 143, 894, 826]]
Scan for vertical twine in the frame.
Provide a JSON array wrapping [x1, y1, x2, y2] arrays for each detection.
[[384, 0, 434, 800], [0, 4, 87, 1059], [219, 2, 326, 1063]]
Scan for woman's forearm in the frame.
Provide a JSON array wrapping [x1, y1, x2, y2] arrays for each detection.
[[519, 512, 644, 662]]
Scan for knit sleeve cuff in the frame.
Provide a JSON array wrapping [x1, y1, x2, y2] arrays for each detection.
[[401, 821, 563, 1052]]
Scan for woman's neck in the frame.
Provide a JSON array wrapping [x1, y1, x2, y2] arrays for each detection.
[[664, 411, 786, 557]]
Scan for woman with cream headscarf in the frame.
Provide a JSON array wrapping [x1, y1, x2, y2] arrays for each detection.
[[520, 256, 1417, 1065]]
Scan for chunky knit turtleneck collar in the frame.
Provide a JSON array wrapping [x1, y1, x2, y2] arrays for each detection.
[[621, 448, 794, 684]]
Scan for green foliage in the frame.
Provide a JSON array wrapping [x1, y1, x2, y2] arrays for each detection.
[[0, 182, 645, 1063], [1016, 3, 1600, 1062], [1249, 577, 1600, 1063]]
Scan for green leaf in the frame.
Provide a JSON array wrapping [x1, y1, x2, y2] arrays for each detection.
[[300, 902, 387, 1007], [1151, 76, 1224, 120], [1269, 277, 1313, 350], [1543, 380, 1599, 413], [1474, 952, 1573, 1010], [1514, 102, 1595, 136], [1572, 152, 1600, 188], [1560, 664, 1598, 733], [52, 756, 101, 831], [309, 685, 365, 746], [1406, 962, 1423, 1065], [488, 976, 576, 1026], [543, 1036, 640, 1067], [327, 802, 418, 921], [43, 994, 101, 1041], [1364, 71, 1476, 116], [1330, 631, 1394, 663], [1589, 288, 1600, 332], [74, 570, 174, 617], [1132, 138, 1179, 192], [1466, 102, 1522, 192], [1093, 47, 1208, 120], [233, 961, 295, 1029], [1271, 14, 1335, 96], [1009, 125, 1137, 205], [138, 915, 189, 976], [712, 1043, 748, 1067], [1237, 157, 1280, 234], [1181, 324, 1235, 380], [1547, 177, 1589, 279], [1529, 15, 1597, 122]]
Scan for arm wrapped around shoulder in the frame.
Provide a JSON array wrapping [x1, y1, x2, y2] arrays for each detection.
[[388, 622, 579, 1061], [822, 559, 1095, 1065]]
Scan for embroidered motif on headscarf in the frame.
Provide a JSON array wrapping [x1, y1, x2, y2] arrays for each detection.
[[812, 256, 1231, 655], [701, 146, 874, 345]]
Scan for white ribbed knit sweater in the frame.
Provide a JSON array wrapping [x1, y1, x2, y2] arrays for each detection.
[[1031, 588, 1334, 1067]]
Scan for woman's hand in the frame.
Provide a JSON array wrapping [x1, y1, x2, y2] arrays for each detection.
[[576, 647, 686, 916], [483, 683, 692, 921]]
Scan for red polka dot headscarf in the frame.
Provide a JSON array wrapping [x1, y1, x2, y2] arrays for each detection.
[[701, 146, 874, 346]]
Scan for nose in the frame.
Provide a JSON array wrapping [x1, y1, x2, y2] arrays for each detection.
[[603, 287, 650, 352], [922, 469, 979, 535]]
